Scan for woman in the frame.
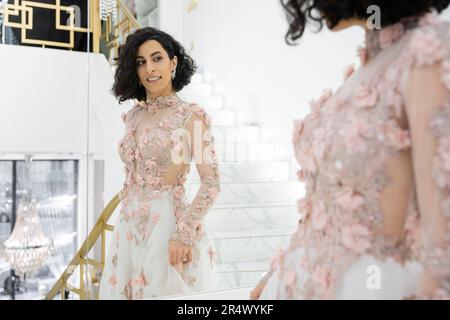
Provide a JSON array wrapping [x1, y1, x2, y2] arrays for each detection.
[[252, 0, 450, 299], [99, 27, 220, 299]]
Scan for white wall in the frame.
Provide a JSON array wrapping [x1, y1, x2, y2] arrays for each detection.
[[159, 0, 185, 44], [0, 44, 89, 153], [0, 44, 127, 247], [184, 0, 364, 160], [0, 44, 125, 200], [443, 8, 450, 20], [87, 54, 128, 205]]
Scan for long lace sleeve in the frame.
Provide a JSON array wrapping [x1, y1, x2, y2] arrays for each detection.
[[170, 105, 220, 246], [404, 44, 450, 299]]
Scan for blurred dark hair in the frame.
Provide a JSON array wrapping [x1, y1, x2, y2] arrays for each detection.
[[112, 27, 197, 103], [280, 0, 450, 44]]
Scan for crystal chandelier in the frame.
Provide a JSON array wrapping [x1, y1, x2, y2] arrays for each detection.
[[2, 199, 50, 277], [100, 0, 117, 22]]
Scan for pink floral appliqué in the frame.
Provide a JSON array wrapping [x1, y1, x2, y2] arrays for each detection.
[[357, 45, 369, 65], [433, 136, 450, 189], [108, 274, 117, 286], [311, 202, 328, 231], [378, 120, 411, 150], [151, 213, 160, 224], [341, 224, 371, 253], [336, 187, 365, 212], [342, 117, 372, 154], [441, 60, 450, 90], [309, 89, 333, 113], [312, 265, 331, 297], [409, 28, 446, 67], [353, 85, 378, 109], [297, 198, 312, 221], [379, 23, 404, 49], [343, 64, 355, 81]]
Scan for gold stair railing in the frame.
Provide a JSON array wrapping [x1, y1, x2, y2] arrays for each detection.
[[0, 0, 140, 61], [45, 193, 120, 300]]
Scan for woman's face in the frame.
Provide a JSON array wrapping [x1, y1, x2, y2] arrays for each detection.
[[136, 39, 178, 98]]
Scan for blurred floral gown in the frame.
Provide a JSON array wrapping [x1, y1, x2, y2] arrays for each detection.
[[99, 94, 220, 299], [261, 12, 450, 299]]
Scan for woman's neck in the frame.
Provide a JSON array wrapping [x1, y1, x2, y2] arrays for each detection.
[[147, 88, 175, 99]]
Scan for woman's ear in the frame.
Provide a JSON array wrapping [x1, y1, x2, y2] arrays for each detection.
[[172, 55, 178, 70]]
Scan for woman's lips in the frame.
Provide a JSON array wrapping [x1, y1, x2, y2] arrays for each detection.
[[146, 76, 162, 83]]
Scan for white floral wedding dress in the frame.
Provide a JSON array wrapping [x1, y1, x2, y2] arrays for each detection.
[[99, 94, 220, 299]]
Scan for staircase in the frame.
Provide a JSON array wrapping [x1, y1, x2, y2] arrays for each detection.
[[179, 71, 302, 289]]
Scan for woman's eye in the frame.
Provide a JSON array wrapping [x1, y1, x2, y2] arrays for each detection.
[[153, 56, 162, 62], [136, 60, 145, 66]]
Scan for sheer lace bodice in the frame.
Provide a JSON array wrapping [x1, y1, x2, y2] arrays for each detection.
[[265, 12, 450, 299], [118, 94, 220, 247]]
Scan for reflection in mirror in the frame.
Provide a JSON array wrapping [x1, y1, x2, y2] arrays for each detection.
[[0, 0, 300, 300], [180, 0, 450, 301], [85, 0, 299, 300], [175, 0, 361, 299]]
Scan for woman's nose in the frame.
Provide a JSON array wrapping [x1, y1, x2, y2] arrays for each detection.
[[147, 63, 155, 74]]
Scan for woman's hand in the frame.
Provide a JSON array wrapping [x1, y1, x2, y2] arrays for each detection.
[[250, 281, 266, 300], [169, 240, 192, 266]]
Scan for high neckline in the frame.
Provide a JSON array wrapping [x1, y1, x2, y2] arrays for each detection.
[[361, 11, 438, 65], [138, 93, 180, 114]]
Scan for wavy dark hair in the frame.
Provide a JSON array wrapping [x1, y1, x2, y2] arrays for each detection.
[[112, 27, 197, 103], [280, 0, 450, 44]]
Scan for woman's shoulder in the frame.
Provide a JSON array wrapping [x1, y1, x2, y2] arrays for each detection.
[[401, 13, 450, 68], [177, 98, 213, 127], [120, 101, 142, 125]]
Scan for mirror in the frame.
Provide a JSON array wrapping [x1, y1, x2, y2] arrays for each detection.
[[0, 0, 361, 300], [86, 0, 361, 299]]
